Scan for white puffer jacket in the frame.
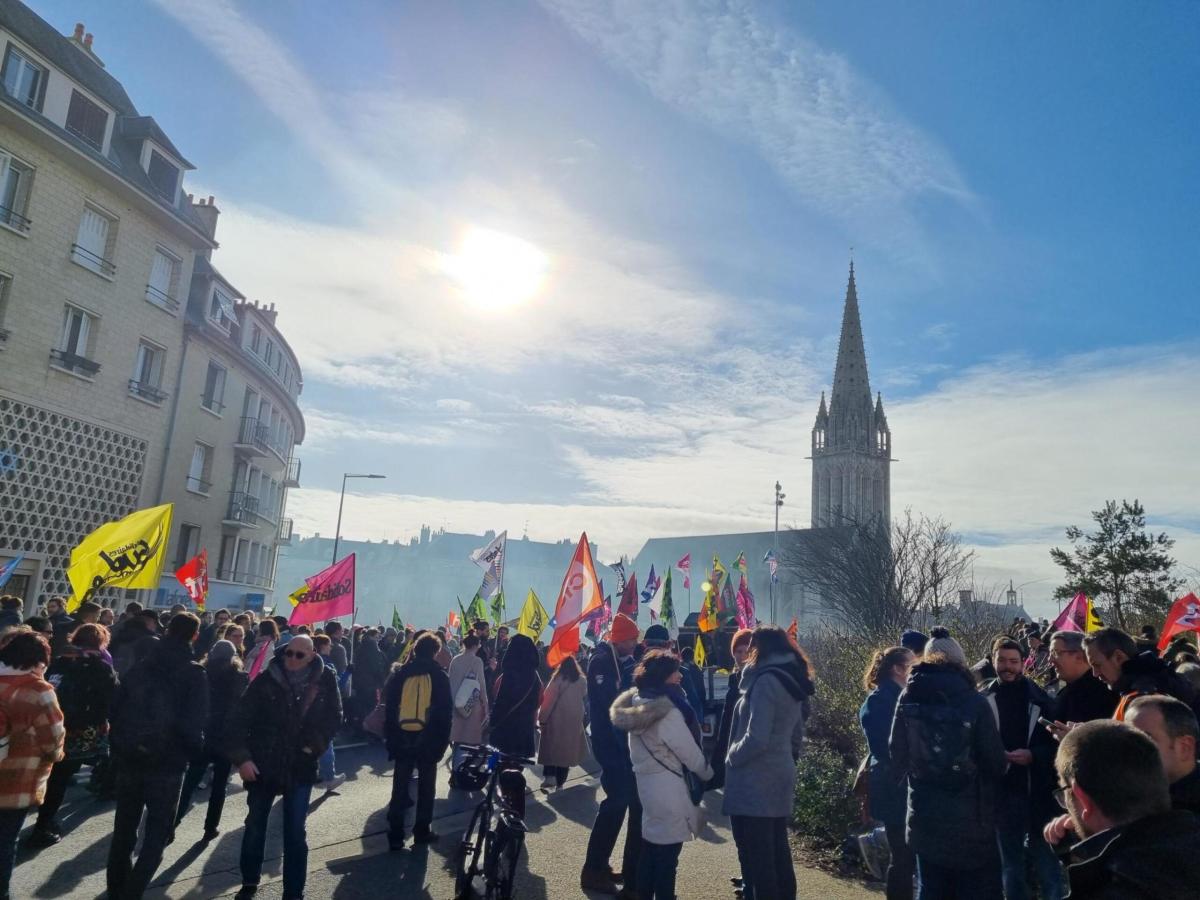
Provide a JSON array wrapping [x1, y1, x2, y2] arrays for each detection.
[[610, 688, 713, 845]]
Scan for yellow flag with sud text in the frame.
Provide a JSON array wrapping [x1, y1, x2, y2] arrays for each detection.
[[517, 588, 549, 640], [66, 503, 173, 611], [288, 584, 310, 607]]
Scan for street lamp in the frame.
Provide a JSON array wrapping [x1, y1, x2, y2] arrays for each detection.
[[772, 481, 785, 624], [332, 473, 386, 563]]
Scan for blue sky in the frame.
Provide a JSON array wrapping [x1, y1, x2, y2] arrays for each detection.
[[34, 1, 1200, 612]]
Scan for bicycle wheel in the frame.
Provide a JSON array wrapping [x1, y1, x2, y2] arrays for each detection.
[[485, 824, 523, 900], [455, 803, 489, 899]]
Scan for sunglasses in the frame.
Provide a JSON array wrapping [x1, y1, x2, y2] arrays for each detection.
[[283, 650, 310, 660]]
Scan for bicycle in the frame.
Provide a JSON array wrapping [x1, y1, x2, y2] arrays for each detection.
[[453, 744, 533, 900]]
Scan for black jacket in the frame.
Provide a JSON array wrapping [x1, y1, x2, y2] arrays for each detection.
[[980, 676, 1059, 827], [1066, 810, 1200, 899], [226, 652, 342, 790], [204, 663, 248, 757], [587, 642, 634, 771], [707, 667, 742, 790], [1054, 671, 1117, 724], [859, 677, 906, 825], [48, 611, 75, 657], [110, 636, 207, 772], [1116, 652, 1196, 707], [354, 639, 388, 699], [0, 609, 22, 631], [46, 650, 118, 733], [890, 661, 1007, 868], [1170, 766, 1200, 814], [384, 655, 452, 763]]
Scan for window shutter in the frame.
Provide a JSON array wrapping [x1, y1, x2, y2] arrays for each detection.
[[76, 207, 109, 258], [149, 250, 175, 296]]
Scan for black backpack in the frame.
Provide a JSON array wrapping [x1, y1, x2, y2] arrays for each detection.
[[110, 660, 179, 761], [900, 695, 977, 789]]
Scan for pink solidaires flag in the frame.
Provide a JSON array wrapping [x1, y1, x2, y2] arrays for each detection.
[[1050, 593, 1100, 634], [547, 533, 604, 667], [676, 553, 691, 590], [735, 574, 757, 629], [289, 553, 356, 626]]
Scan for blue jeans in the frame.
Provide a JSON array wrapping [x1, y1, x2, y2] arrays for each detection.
[[916, 855, 1003, 900], [241, 782, 313, 899], [996, 815, 1064, 900], [318, 743, 336, 782], [0, 808, 28, 900]]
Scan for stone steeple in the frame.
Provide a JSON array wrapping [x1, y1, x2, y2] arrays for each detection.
[[811, 262, 892, 527]]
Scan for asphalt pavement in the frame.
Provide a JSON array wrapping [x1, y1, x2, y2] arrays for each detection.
[[14, 742, 878, 898]]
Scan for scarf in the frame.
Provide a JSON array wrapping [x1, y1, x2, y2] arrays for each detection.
[[642, 683, 702, 748]]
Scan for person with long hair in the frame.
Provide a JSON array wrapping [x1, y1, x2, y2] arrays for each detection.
[[537, 654, 587, 791], [709, 627, 753, 792], [32, 623, 118, 846], [723, 624, 814, 900], [448, 633, 488, 779], [488, 633, 543, 761], [859, 645, 916, 899], [611, 649, 713, 900]]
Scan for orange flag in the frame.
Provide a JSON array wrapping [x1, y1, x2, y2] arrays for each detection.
[[787, 616, 798, 643], [547, 533, 604, 667]]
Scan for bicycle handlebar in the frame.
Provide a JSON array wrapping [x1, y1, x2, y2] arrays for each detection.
[[457, 744, 536, 766]]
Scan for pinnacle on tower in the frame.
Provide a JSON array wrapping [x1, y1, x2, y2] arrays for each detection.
[[829, 260, 872, 413]]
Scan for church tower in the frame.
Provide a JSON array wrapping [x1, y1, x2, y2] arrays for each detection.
[[811, 262, 892, 527]]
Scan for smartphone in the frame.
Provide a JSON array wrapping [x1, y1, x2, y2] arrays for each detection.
[[1038, 716, 1056, 730]]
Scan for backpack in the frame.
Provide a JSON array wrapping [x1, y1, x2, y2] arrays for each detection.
[[901, 696, 977, 789], [394, 672, 433, 751], [110, 662, 178, 761]]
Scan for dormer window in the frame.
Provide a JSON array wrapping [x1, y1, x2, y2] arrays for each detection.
[[208, 287, 235, 333], [147, 149, 179, 201], [65, 90, 108, 151], [2, 45, 46, 110]]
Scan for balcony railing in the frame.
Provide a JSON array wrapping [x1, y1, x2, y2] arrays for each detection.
[[223, 491, 259, 525], [0, 205, 31, 233], [214, 567, 274, 589], [185, 475, 211, 494], [49, 348, 101, 377], [234, 417, 270, 455], [70, 243, 116, 277], [128, 379, 168, 403], [278, 517, 294, 544], [284, 457, 301, 487], [144, 283, 180, 313]]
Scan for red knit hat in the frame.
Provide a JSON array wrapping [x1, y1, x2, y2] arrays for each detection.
[[609, 612, 638, 644]]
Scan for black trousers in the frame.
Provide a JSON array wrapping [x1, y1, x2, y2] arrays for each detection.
[[636, 840, 682, 900], [389, 757, 436, 837], [177, 752, 234, 832], [885, 821, 915, 900], [542, 765, 570, 787], [584, 764, 642, 876], [106, 767, 184, 900], [36, 759, 84, 830], [730, 815, 795, 900]]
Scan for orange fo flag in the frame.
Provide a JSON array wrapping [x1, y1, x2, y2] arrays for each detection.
[[547, 533, 604, 667], [1159, 593, 1200, 652]]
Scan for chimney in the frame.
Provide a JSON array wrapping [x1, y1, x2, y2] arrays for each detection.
[[189, 195, 220, 242], [67, 23, 104, 67], [83, 33, 93, 49], [73, 23, 84, 40]]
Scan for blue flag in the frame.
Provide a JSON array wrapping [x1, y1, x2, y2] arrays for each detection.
[[640, 565, 660, 603], [0, 554, 23, 590]]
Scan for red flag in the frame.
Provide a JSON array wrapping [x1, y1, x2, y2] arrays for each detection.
[[1159, 593, 1200, 651], [787, 616, 798, 643], [174, 549, 209, 611], [547, 533, 604, 667], [617, 572, 639, 618], [676, 553, 691, 590], [289, 554, 356, 626]]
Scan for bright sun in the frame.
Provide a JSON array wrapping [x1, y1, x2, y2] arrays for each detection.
[[441, 226, 549, 311]]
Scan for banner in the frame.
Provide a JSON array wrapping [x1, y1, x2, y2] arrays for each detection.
[[611, 561, 627, 595], [466, 593, 488, 626], [676, 553, 691, 590], [698, 570, 719, 633], [288, 584, 309, 607], [547, 532, 604, 667], [289, 553, 355, 626], [617, 572, 639, 619], [470, 531, 506, 599], [1159, 593, 1200, 651], [641, 565, 660, 604], [735, 574, 756, 628], [392, 606, 404, 631], [1050, 593, 1102, 634], [66, 503, 173, 610], [517, 589, 550, 640], [732, 551, 748, 575], [693, 633, 707, 668], [652, 567, 677, 638], [490, 591, 506, 626], [174, 549, 209, 611], [763, 548, 779, 584]]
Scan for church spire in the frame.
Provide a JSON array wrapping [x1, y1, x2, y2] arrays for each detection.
[[830, 259, 872, 411]]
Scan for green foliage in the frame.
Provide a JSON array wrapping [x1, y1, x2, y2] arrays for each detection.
[[802, 628, 870, 761], [792, 740, 860, 847]]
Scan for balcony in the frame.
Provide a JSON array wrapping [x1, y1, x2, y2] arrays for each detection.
[[214, 567, 274, 590], [278, 517, 294, 544], [49, 348, 101, 377], [284, 456, 301, 487], [0, 205, 31, 234], [233, 417, 270, 457], [222, 491, 260, 528], [70, 243, 116, 278], [144, 283, 180, 314], [128, 379, 168, 404]]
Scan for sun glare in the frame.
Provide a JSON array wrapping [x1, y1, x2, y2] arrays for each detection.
[[441, 226, 549, 311]]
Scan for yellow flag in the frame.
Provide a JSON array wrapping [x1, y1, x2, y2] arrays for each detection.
[[517, 588, 549, 640], [693, 635, 707, 668], [66, 503, 173, 611], [1085, 598, 1103, 632], [288, 584, 310, 607]]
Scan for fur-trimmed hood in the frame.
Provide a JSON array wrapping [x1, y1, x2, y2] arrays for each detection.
[[610, 688, 676, 735]]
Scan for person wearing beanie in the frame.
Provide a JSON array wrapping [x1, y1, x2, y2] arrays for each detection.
[[581, 612, 642, 897], [643, 624, 672, 650], [890, 626, 1007, 898], [900, 630, 928, 658]]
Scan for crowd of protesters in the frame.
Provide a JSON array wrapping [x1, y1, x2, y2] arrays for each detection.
[[860, 616, 1200, 900]]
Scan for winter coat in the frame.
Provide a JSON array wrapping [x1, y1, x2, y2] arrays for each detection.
[[488, 636, 543, 760], [0, 610, 22, 632], [354, 639, 388, 702], [980, 676, 1059, 828], [611, 688, 713, 845], [1170, 766, 1200, 814], [680, 661, 706, 722], [706, 667, 742, 790], [889, 661, 1007, 868], [0, 666, 65, 807], [1114, 651, 1196, 718], [47, 612, 74, 657], [225, 652, 342, 791], [384, 655, 452, 764], [722, 652, 812, 819], [203, 663, 248, 758], [587, 642, 634, 771], [1054, 671, 1117, 724], [537, 674, 587, 767], [45, 650, 117, 760], [448, 650, 488, 746], [1065, 809, 1200, 899], [859, 677, 906, 825]]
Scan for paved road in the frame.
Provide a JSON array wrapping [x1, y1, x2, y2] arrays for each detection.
[[15, 743, 877, 898]]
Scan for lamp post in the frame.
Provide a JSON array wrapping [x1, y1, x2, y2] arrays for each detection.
[[332, 473, 386, 564], [772, 480, 785, 624]]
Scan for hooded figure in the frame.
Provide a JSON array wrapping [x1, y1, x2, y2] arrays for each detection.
[[488, 634, 543, 760]]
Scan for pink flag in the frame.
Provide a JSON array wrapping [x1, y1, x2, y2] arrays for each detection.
[[676, 553, 691, 590], [1050, 593, 1089, 633], [735, 574, 757, 628], [289, 554, 356, 626]]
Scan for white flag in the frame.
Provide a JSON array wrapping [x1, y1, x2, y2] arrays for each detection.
[[470, 531, 506, 596]]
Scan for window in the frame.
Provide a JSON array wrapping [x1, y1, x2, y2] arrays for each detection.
[[65, 89, 108, 150], [264, 338, 276, 368], [0, 152, 33, 232], [1, 46, 46, 110], [208, 287, 234, 332], [146, 247, 180, 311], [129, 339, 166, 402], [186, 443, 212, 494], [201, 360, 226, 413], [175, 523, 201, 568], [249, 323, 262, 354], [52, 304, 99, 376], [72, 204, 116, 276], [146, 150, 179, 201], [0, 272, 10, 342]]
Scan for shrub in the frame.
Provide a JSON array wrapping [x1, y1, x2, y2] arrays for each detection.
[[792, 740, 860, 847]]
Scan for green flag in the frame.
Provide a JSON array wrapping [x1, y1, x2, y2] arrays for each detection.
[[391, 606, 403, 631], [466, 592, 488, 626], [659, 567, 676, 635], [490, 590, 506, 626], [457, 596, 471, 638]]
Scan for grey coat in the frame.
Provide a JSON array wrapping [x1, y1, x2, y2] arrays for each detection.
[[721, 652, 811, 819]]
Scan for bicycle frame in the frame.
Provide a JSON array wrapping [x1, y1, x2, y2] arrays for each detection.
[[455, 745, 533, 900]]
